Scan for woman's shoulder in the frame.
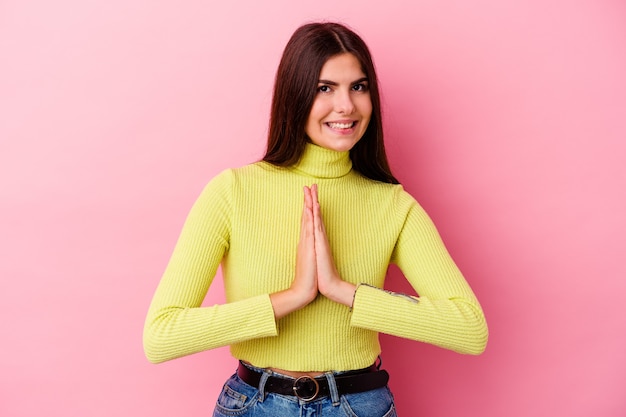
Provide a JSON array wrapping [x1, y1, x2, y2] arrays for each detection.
[[224, 159, 286, 175], [199, 161, 288, 196], [205, 161, 276, 183], [349, 173, 420, 212], [353, 172, 410, 196]]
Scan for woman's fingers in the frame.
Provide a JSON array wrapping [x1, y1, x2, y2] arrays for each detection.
[[311, 184, 324, 233], [302, 185, 312, 229]]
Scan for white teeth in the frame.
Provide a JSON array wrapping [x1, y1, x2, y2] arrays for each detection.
[[328, 122, 354, 129]]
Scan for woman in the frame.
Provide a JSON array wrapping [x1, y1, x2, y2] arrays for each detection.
[[144, 22, 488, 416]]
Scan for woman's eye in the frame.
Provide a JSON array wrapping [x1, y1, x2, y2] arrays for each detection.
[[352, 83, 368, 92], [318, 85, 331, 93]]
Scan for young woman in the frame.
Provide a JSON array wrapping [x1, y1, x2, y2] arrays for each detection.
[[144, 22, 488, 416]]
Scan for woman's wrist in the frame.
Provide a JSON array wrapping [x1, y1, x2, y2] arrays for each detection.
[[269, 287, 317, 320], [321, 280, 356, 307]]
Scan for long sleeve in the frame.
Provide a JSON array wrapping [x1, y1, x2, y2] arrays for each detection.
[[143, 170, 277, 364], [350, 193, 488, 355]]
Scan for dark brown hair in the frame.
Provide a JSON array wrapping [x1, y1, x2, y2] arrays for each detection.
[[263, 22, 399, 184]]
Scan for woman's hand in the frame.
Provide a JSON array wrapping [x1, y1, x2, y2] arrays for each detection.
[[270, 184, 356, 318], [310, 184, 356, 307], [270, 186, 319, 319]]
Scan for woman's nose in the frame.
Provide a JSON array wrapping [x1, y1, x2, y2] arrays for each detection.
[[334, 90, 355, 114]]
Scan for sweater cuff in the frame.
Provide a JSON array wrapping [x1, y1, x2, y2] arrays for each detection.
[[219, 294, 278, 343], [350, 283, 419, 329]]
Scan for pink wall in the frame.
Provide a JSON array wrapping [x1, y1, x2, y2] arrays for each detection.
[[1, 1, 625, 416]]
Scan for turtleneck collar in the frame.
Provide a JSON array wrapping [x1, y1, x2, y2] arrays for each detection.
[[292, 143, 353, 179]]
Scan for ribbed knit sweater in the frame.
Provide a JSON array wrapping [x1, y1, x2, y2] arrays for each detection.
[[144, 143, 488, 371]]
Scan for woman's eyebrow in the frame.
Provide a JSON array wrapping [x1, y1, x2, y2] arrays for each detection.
[[317, 77, 369, 85], [351, 77, 369, 85]]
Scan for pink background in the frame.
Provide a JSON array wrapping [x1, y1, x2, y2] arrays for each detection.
[[1, 1, 625, 416]]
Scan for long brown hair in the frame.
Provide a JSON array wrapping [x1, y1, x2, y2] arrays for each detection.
[[263, 22, 399, 184]]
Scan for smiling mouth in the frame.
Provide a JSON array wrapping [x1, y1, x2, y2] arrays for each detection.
[[326, 121, 356, 129]]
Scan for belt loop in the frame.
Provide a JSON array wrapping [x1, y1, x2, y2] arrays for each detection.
[[258, 370, 271, 402], [324, 372, 340, 406]]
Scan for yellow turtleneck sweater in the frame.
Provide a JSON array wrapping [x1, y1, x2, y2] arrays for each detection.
[[144, 143, 488, 370]]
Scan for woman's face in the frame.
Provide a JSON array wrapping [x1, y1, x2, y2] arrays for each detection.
[[305, 53, 372, 152]]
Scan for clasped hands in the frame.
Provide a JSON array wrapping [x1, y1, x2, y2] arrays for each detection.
[[269, 184, 357, 319]]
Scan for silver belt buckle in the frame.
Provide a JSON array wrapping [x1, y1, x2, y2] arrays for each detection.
[[292, 375, 320, 401]]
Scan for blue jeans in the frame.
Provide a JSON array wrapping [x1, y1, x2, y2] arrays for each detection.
[[212, 366, 397, 417]]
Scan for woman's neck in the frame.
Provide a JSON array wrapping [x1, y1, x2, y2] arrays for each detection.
[[291, 143, 352, 179]]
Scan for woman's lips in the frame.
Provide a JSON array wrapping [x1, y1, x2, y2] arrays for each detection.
[[325, 121, 357, 134], [326, 121, 356, 129]]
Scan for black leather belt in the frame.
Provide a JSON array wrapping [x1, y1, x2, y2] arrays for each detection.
[[236, 361, 389, 401]]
